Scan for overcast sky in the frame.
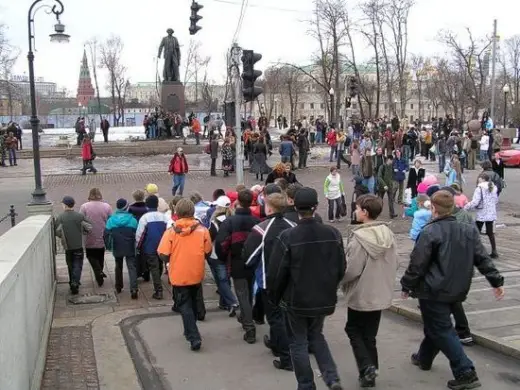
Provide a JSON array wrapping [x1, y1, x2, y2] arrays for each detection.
[[1, 0, 519, 96]]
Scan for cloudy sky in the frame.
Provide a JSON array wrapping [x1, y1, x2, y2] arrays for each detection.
[[1, 0, 519, 96]]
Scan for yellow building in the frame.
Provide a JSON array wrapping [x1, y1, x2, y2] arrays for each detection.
[[0, 97, 23, 117]]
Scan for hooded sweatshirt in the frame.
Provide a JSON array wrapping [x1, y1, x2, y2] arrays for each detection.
[[342, 222, 398, 311], [104, 210, 138, 258], [157, 218, 212, 286], [324, 173, 344, 200], [410, 208, 432, 241]]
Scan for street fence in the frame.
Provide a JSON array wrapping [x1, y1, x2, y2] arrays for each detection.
[[0, 205, 17, 228]]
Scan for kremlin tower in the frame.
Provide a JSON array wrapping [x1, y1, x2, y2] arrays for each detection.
[[76, 49, 95, 106]]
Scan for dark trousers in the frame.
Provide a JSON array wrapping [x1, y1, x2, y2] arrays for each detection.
[[143, 253, 163, 292], [262, 290, 291, 366], [327, 198, 342, 221], [253, 289, 265, 323], [85, 247, 105, 283], [172, 283, 206, 320], [81, 159, 97, 175], [102, 130, 109, 143], [173, 284, 202, 342], [233, 276, 255, 332], [378, 189, 396, 217], [345, 308, 382, 375], [476, 220, 497, 253], [114, 256, 138, 291], [285, 311, 340, 389], [452, 302, 471, 338], [298, 149, 308, 168], [417, 299, 475, 378], [210, 157, 217, 176], [65, 249, 84, 287], [195, 133, 200, 145]]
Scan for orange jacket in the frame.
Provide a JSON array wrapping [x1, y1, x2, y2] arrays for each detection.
[[192, 118, 201, 133], [158, 218, 211, 286]]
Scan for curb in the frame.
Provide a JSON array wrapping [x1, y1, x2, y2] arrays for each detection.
[[389, 303, 520, 361]]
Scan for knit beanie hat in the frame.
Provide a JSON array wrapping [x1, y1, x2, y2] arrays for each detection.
[[116, 198, 129, 211], [145, 195, 159, 209], [426, 184, 440, 197], [417, 182, 429, 194]]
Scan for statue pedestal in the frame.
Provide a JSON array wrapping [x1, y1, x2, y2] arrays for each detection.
[[161, 82, 186, 117]]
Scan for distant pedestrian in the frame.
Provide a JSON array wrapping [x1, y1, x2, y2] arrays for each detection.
[[81, 135, 97, 175], [55, 196, 92, 295], [101, 117, 110, 143], [168, 147, 189, 196], [5, 132, 17, 166], [209, 134, 219, 176]]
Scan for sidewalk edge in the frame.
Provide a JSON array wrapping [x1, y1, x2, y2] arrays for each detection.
[[388, 303, 520, 361]]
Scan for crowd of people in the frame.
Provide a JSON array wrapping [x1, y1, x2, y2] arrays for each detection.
[[0, 121, 22, 167]]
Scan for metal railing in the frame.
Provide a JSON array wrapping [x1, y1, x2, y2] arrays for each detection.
[[0, 205, 17, 228]]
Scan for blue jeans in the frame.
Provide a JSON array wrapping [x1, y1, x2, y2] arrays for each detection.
[[438, 154, 446, 173], [8, 149, 16, 165], [149, 124, 157, 139], [479, 150, 488, 161], [65, 249, 84, 287], [351, 164, 360, 177], [316, 131, 323, 144], [329, 147, 337, 162], [417, 299, 475, 378], [172, 174, 186, 196], [285, 311, 340, 389], [207, 257, 237, 307], [402, 145, 411, 161], [363, 176, 375, 194]]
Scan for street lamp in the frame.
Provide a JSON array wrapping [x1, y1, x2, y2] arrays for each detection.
[[503, 84, 510, 128], [329, 88, 335, 123], [28, 0, 69, 206]]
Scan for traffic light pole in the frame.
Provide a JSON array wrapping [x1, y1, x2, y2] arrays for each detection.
[[231, 43, 244, 185]]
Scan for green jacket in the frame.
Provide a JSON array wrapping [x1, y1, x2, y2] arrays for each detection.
[[453, 207, 474, 225], [377, 164, 394, 191]]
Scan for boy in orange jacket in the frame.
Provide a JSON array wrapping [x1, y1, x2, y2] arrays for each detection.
[[158, 198, 212, 351]]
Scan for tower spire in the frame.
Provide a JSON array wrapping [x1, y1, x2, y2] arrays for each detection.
[[76, 48, 95, 106]]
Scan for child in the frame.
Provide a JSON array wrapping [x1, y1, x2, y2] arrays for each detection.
[[81, 135, 97, 175], [409, 194, 432, 241], [55, 196, 92, 295], [158, 199, 212, 351], [451, 183, 468, 208], [342, 194, 398, 388], [165, 195, 183, 228], [351, 176, 369, 225], [404, 181, 429, 218], [104, 198, 139, 299]]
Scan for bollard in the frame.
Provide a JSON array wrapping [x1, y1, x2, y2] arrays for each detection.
[[9, 205, 16, 227]]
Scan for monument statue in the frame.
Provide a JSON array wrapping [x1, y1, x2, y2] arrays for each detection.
[[158, 28, 181, 83]]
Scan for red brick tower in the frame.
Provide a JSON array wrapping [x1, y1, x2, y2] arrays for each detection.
[[76, 49, 95, 106]]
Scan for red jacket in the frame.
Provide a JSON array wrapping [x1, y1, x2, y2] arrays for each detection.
[[169, 153, 189, 174], [192, 118, 201, 134], [326, 131, 337, 146], [81, 142, 93, 160]]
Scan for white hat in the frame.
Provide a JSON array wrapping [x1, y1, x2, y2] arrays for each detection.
[[214, 195, 231, 208]]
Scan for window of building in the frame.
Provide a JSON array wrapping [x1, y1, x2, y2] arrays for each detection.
[[410, 104, 414, 109], [310, 103, 314, 109], [300, 103, 305, 109], [410, 115, 414, 121], [320, 103, 325, 109]]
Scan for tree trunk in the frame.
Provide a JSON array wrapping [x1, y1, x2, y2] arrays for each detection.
[[333, 30, 341, 125]]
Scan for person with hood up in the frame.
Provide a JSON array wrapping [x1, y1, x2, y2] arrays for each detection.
[[145, 183, 169, 213], [158, 198, 212, 351], [104, 198, 139, 299], [342, 194, 398, 388], [324, 166, 346, 223]]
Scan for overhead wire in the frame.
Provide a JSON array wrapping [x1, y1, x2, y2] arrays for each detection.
[[231, 0, 248, 43]]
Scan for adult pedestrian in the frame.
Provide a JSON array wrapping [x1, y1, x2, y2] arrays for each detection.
[[79, 188, 113, 286], [268, 187, 345, 390], [297, 129, 309, 168], [464, 173, 499, 258], [168, 148, 189, 196], [250, 136, 270, 182], [192, 116, 202, 145], [401, 190, 504, 390], [342, 194, 398, 388], [392, 149, 408, 204], [436, 134, 447, 173], [407, 159, 425, 198], [377, 155, 397, 219], [467, 131, 478, 170], [324, 166, 346, 223], [209, 134, 219, 177], [491, 152, 505, 182], [360, 149, 375, 194], [81, 135, 97, 175], [492, 128, 503, 153], [100, 117, 110, 143]]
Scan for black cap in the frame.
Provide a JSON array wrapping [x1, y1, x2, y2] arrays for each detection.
[[264, 183, 282, 196], [62, 196, 75, 208], [439, 186, 456, 196], [294, 187, 318, 210]]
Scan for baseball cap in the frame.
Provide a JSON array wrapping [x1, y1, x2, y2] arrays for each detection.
[[294, 187, 318, 210], [62, 196, 75, 208], [214, 195, 231, 208], [116, 198, 129, 211], [145, 183, 159, 195]]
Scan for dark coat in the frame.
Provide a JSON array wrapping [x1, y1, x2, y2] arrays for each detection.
[[267, 218, 346, 317], [401, 216, 503, 302], [210, 139, 219, 159], [406, 167, 425, 197], [492, 159, 505, 179], [250, 142, 270, 175], [283, 206, 323, 224], [128, 202, 147, 221]]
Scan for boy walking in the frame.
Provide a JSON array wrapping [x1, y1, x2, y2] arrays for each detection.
[[342, 194, 398, 387], [158, 199, 212, 351], [105, 198, 139, 299], [55, 196, 92, 295]]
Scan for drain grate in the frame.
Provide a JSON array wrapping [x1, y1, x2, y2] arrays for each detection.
[[68, 293, 114, 305]]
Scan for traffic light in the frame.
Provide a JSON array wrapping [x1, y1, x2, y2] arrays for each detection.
[[241, 50, 263, 103], [349, 76, 358, 97], [189, 1, 203, 35]]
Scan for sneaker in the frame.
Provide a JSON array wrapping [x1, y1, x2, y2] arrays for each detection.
[[447, 370, 481, 390], [459, 335, 475, 346], [329, 220, 335, 223], [228, 306, 237, 318], [131, 290, 138, 300], [152, 291, 163, 300], [359, 366, 377, 388], [272, 359, 293, 371], [359, 377, 375, 388], [101, 272, 107, 278], [411, 353, 431, 371], [190, 340, 202, 351], [244, 330, 256, 344], [329, 383, 343, 390]]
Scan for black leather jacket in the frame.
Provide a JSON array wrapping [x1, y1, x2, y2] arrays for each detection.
[[401, 216, 503, 302]]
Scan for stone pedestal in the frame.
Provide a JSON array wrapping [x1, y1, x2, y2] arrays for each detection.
[[161, 82, 186, 116], [27, 202, 54, 217]]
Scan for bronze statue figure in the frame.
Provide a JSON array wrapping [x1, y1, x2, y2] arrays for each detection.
[[158, 28, 181, 83]]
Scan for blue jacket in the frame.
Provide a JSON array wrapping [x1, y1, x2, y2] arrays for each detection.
[[204, 205, 216, 228], [279, 140, 293, 158], [136, 209, 168, 255], [105, 210, 138, 258], [410, 209, 432, 241], [405, 197, 418, 217], [393, 158, 408, 182]]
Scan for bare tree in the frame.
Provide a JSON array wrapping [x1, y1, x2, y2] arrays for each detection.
[[410, 54, 425, 118], [259, 66, 284, 119], [85, 38, 103, 121], [504, 35, 520, 103], [100, 35, 126, 126], [182, 39, 210, 102], [0, 24, 20, 119]]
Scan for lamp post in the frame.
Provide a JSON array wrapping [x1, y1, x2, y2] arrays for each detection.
[[329, 87, 334, 124], [27, 0, 69, 206], [503, 84, 510, 128]]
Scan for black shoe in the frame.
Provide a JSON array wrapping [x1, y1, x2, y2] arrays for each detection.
[[263, 335, 273, 350], [197, 313, 206, 321], [490, 251, 499, 259], [131, 290, 138, 300], [101, 272, 107, 278], [447, 370, 481, 390], [142, 274, 150, 282], [359, 377, 375, 388], [411, 353, 431, 371], [171, 304, 180, 313], [359, 366, 377, 388], [70, 284, 79, 295], [190, 340, 202, 351], [152, 291, 163, 300], [329, 383, 343, 390], [272, 359, 293, 371], [390, 214, 398, 219], [244, 330, 256, 344], [229, 306, 237, 318], [96, 277, 104, 287], [116, 287, 122, 294]]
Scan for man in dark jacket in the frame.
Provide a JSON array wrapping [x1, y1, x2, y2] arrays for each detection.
[[268, 187, 346, 390], [377, 156, 397, 218], [401, 190, 504, 390], [297, 129, 309, 169], [392, 149, 408, 204], [243, 193, 295, 371], [209, 134, 219, 176], [283, 183, 323, 223], [215, 189, 260, 344], [104, 198, 139, 299]]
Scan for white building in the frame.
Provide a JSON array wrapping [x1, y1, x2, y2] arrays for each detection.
[[9, 75, 58, 98]]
